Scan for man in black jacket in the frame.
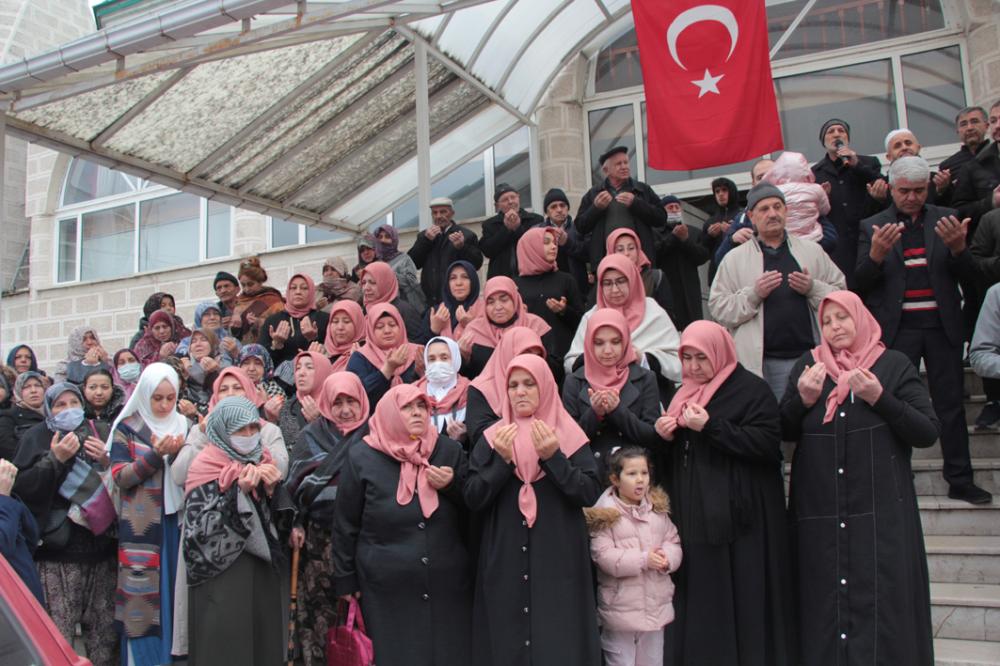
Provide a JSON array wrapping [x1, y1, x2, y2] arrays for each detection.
[[408, 197, 483, 305], [575, 146, 667, 270], [540, 187, 589, 290], [937, 106, 992, 207], [480, 183, 544, 279], [656, 195, 709, 330], [952, 101, 1000, 228], [812, 118, 883, 289], [700, 177, 741, 284], [856, 155, 991, 505]]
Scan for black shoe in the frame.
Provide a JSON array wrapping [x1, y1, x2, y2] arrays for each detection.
[[975, 401, 1000, 430], [948, 483, 993, 505]]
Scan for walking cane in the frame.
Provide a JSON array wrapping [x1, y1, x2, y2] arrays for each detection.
[[287, 546, 300, 666]]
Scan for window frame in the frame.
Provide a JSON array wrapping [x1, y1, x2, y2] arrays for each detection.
[[582, 24, 969, 197], [53, 172, 234, 285]]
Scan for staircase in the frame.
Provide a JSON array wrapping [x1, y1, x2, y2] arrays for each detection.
[[782, 368, 1000, 664]]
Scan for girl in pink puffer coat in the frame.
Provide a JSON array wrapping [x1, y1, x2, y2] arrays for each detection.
[[585, 447, 682, 666], [762, 150, 831, 243]]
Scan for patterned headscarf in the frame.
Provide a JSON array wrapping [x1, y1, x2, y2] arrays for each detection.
[[238, 343, 274, 379], [205, 396, 263, 464], [13, 371, 45, 411]]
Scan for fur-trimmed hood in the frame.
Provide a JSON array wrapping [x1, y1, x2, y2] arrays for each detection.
[[584, 485, 670, 532]]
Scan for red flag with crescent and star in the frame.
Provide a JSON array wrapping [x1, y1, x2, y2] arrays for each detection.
[[631, 0, 783, 170]]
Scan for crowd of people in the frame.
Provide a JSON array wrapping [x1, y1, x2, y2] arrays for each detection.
[[0, 105, 999, 666]]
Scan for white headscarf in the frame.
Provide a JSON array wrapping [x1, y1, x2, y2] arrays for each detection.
[[423, 336, 462, 401], [106, 362, 190, 514]]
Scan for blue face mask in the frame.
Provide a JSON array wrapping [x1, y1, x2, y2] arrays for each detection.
[[48, 407, 84, 433], [118, 362, 141, 383]]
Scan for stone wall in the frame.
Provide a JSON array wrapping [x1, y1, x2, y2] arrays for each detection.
[[964, 0, 1000, 107]]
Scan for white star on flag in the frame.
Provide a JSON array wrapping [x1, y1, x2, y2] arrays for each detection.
[[692, 69, 723, 97]]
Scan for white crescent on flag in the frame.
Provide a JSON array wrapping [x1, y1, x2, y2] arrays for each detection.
[[665, 5, 740, 71]]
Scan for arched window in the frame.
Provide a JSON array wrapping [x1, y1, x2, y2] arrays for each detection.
[[55, 159, 232, 283]]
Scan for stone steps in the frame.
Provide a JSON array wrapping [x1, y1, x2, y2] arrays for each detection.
[[913, 459, 1000, 496], [919, 496, 1000, 536], [935, 638, 1000, 666], [926, 536, 1000, 585], [931, 582, 1000, 642]]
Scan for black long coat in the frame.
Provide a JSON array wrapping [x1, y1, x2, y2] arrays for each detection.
[[779, 350, 938, 666], [515, 271, 583, 358], [331, 435, 471, 666], [257, 309, 329, 368], [561, 363, 661, 485], [662, 365, 795, 666], [464, 438, 602, 666]]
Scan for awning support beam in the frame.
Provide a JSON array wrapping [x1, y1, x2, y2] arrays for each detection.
[[414, 39, 432, 230]]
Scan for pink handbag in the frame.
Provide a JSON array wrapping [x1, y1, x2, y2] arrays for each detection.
[[326, 597, 375, 666]]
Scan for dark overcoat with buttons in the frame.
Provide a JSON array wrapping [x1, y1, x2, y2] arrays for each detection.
[[464, 437, 602, 666], [561, 363, 661, 486], [331, 434, 471, 666], [779, 349, 938, 666], [662, 364, 795, 666]]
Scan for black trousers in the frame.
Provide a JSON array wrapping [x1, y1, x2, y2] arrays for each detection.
[[893, 326, 974, 486]]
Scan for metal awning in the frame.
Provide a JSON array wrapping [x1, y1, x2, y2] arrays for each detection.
[[0, 0, 632, 232]]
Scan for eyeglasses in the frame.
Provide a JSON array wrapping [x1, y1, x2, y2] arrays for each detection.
[[600, 277, 630, 290]]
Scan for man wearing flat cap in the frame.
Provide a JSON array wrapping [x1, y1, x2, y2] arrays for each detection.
[[576, 145, 668, 270], [710, 183, 846, 398], [811, 118, 883, 288], [480, 183, 545, 279], [408, 196, 483, 305]]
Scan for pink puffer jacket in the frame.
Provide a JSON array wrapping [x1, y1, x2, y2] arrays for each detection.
[[585, 486, 682, 632], [763, 151, 830, 242]]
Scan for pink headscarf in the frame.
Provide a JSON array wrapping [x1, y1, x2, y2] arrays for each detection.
[[364, 384, 440, 518], [463, 276, 551, 348], [665, 321, 739, 427], [595, 254, 647, 330], [605, 228, 651, 270], [208, 367, 263, 409], [516, 227, 558, 276], [323, 300, 365, 371], [483, 355, 588, 527], [469, 328, 546, 409], [317, 372, 369, 434], [811, 290, 886, 424], [358, 303, 420, 387], [294, 350, 333, 403], [361, 261, 400, 306], [583, 309, 638, 393], [285, 273, 317, 319], [186, 445, 275, 495]]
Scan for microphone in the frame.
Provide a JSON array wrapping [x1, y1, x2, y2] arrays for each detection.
[[833, 139, 848, 166]]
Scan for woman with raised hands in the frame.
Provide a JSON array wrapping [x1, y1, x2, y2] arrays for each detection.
[[566, 253, 681, 402], [561, 308, 661, 484], [183, 396, 288, 666], [347, 303, 422, 408], [258, 273, 329, 369], [654, 321, 793, 666], [464, 327, 547, 448], [286, 372, 370, 666], [316, 256, 362, 310], [416, 336, 471, 445], [323, 299, 365, 372], [0, 371, 46, 461], [278, 351, 332, 457], [460, 276, 555, 378], [54, 325, 112, 385], [515, 226, 584, 358], [181, 328, 225, 416], [464, 354, 602, 666], [780, 290, 937, 666], [12, 382, 118, 665], [133, 309, 182, 368], [230, 257, 286, 345], [107, 362, 191, 665], [332, 383, 471, 666], [427, 260, 484, 341], [176, 301, 240, 363], [359, 260, 429, 344], [237, 343, 286, 419], [82, 366, 126, 425]]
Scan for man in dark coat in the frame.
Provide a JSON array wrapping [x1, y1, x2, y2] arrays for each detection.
[[855, 155, 992, 505], [952, 101, 1000, 227], [937, 105, 992, 207], [408, 197, 484, 306], [575, 146, 667, 270], [655, 195, 709, 330], [540, 187, 590, 290], [812, 118, 882, 289], [700, 177, 741, 284], [480, 183, 544, 279]]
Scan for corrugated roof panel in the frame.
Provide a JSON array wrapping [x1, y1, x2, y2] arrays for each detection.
[[103, 39, 356, 172], [469, 0, 563, 88], [13, 72, 174, 142], [431, 2, 508, 64]]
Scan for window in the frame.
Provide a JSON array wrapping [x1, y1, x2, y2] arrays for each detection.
[[900, 46, 966, 148], [269, 218, 347, 249], [56, 158, 233, 283], [588, 105, 636, 185], [493, 127, 531, 206]]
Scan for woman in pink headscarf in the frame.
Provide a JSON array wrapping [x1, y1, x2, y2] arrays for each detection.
[[322, 300, 365, 372], [514, 227, 584, 358], [654, 320, 793, 666], [277, 351, 332, 458], [561, 308, 660, 484], [604, 227, 675, 322], [258, 273, 330, 368], [332, 384, 470, 666], [465, 354, 602, 666], [346, 303, 423, 408], [780, 290, 937, 666], [359, 261, 430, 344], [461, 276, 552, 377]]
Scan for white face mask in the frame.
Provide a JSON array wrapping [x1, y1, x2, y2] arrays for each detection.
[[424, 361, 456, 386], [667, 212, 683, 225], [230, 433, 261, 455], [118, 362, 141, 383]]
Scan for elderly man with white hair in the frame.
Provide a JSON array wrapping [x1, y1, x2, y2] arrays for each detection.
[[856, 155, 992, 505]]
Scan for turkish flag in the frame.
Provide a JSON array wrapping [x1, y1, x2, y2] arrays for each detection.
[[631, 0, 783, 170]]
